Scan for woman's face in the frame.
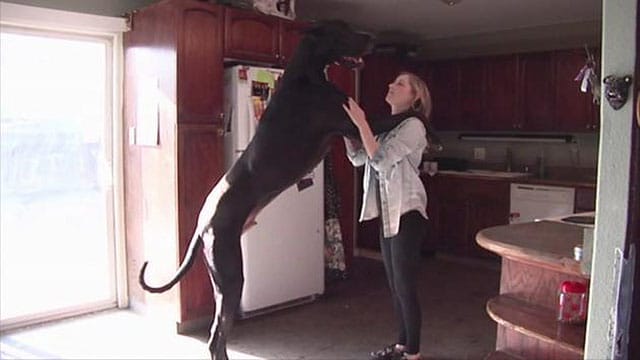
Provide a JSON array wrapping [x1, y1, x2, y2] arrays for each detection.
[[385, 74, 416, 110]]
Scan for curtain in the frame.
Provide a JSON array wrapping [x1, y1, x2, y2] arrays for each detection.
[[324, 154, 347, 281]]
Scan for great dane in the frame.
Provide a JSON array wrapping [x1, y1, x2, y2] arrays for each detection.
[[139, 20, 386, 359]]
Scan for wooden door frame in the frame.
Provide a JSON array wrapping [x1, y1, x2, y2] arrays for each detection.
[[627, 0, 640, 355]]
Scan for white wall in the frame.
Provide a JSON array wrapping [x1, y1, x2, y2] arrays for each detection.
[[1, 0, 157, 16], [585, 0, 637, 358]]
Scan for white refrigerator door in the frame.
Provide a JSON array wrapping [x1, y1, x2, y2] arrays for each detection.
[[239, 162, 325, 315], [223, 65, 322, 316], [223, 65, 284, 168]]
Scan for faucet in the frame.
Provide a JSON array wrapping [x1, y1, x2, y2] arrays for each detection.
[[536, 154, 546, 178], [505, 148, 513, 172]]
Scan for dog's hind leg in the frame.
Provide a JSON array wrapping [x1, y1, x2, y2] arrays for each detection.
[[201, 187, 256, 360]]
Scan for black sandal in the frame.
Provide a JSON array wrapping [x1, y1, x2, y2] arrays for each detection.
[[370, 344, 402, 360]]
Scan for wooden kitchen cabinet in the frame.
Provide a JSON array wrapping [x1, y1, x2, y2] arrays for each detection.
[[422, 48, 599, 132], [428, 176, 467, 253], [553, 49, 599, 132], [458, 58, 486, 130], [574, 186, 596, 212], [354, 169, 510, 259], [429, 175, 508, 258], [224, 6, 309, 66], [484, 55, 520, 130], [279, 19, 311, 64], [519, 52, 555, 131], [179, 4, 224, 122], [465, 180, 509, 258], [360, 54, 423, 118], [177, 125, 223, 320], [427, 60, 462, 130], [224, 6, 280, 63], [124, 0, 225, 331], [358, 173, 509, 257], [360, 54, 396, 117]]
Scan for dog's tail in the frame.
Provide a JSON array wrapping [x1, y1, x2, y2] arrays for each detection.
[[139, 234, 203, 293]]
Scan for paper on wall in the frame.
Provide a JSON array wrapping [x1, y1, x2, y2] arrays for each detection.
[[136, 76, 159, 146]]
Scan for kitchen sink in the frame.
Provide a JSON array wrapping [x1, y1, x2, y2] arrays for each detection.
[[437, 169, 533, 178]]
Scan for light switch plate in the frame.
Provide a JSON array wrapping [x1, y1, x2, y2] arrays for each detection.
[[129, 126, 136, 145], [474, 147, 486, 160]]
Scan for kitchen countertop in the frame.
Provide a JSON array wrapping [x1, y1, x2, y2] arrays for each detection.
[[513, 175, 596, 189], [476, 220, 587, 278], [432, 171, 596, 188]]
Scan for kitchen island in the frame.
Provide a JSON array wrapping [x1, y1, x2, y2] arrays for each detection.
[[476, 220, 590, 360]]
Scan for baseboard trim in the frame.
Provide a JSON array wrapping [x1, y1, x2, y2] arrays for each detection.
[[355, 248, 383, 261]]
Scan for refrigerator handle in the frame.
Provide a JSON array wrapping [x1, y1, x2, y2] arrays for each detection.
[[247, 96, 256, 142]]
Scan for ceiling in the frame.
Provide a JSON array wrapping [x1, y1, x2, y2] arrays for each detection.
[[296, 0, 602, 59]]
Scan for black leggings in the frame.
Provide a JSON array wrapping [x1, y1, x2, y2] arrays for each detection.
[[379, 210, 426, 355]]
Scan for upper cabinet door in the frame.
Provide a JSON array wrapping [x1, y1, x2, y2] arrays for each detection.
[[360, 55, 401, 117], [428, 61, 461, 130], [458, 58, 486, 130], [519, 52, 555, 131], [224, 7, 279, 63], [178, 3, 224, 123], [553, 49, 597, 132], [279, 20, 310, 65], [485, 55, 519, 130]]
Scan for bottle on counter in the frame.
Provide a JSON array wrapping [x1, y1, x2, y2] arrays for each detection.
[[557, 281, 588, 324]]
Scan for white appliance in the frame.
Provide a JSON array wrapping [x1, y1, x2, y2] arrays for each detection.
[[223, 65, 324, 318], [509, 183, 575, 224]]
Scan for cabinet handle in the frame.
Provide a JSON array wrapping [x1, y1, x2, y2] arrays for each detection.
[[217, 112, 225, 137]]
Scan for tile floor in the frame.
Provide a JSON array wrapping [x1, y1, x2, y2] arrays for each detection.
[[0, 255, 500, 360]]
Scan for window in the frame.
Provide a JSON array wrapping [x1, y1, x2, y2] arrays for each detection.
[[0, 3, 127, 331]]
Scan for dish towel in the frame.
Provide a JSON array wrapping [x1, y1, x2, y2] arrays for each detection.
[[324, 154, 347, 281]]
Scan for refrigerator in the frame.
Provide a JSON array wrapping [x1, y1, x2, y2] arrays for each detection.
[[223, 65, 325, 318]]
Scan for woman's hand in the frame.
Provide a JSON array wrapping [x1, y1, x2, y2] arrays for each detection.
[[342, 97, 379, 159], [342, 97, 368, 129]]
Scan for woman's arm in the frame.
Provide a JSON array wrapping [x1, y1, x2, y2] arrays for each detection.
[[343, 98, 379, 158], [343, 137, 367, 167], [368, 119, 426, 173]]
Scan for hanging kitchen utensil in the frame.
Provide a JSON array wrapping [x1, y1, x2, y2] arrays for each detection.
[[575, 45, 601, 105]]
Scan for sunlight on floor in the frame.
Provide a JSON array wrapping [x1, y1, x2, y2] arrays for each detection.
[[0, 309, 266, 360]]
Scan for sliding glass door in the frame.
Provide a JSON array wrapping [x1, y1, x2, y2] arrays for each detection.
[[0, 27, 117, 329]]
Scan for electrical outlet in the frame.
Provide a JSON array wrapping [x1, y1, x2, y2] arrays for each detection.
[[474, 147, 486, 160]]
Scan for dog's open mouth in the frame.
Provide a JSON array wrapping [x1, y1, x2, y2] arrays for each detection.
[[337, 56, 365, 69]]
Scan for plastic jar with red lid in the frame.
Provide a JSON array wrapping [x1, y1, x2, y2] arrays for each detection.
[[557, 281, 588, 324]]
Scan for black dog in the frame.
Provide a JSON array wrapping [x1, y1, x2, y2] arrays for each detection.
[[139, 21, 377, 360]]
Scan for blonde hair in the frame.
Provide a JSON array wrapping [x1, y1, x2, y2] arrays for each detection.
[[400, 71, 432, 120]]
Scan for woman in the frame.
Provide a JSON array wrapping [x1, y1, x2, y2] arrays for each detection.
[[343, 72, 432, 360]]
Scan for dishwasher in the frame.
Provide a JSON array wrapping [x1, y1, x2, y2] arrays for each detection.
[[509, 183, 575, 224]]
